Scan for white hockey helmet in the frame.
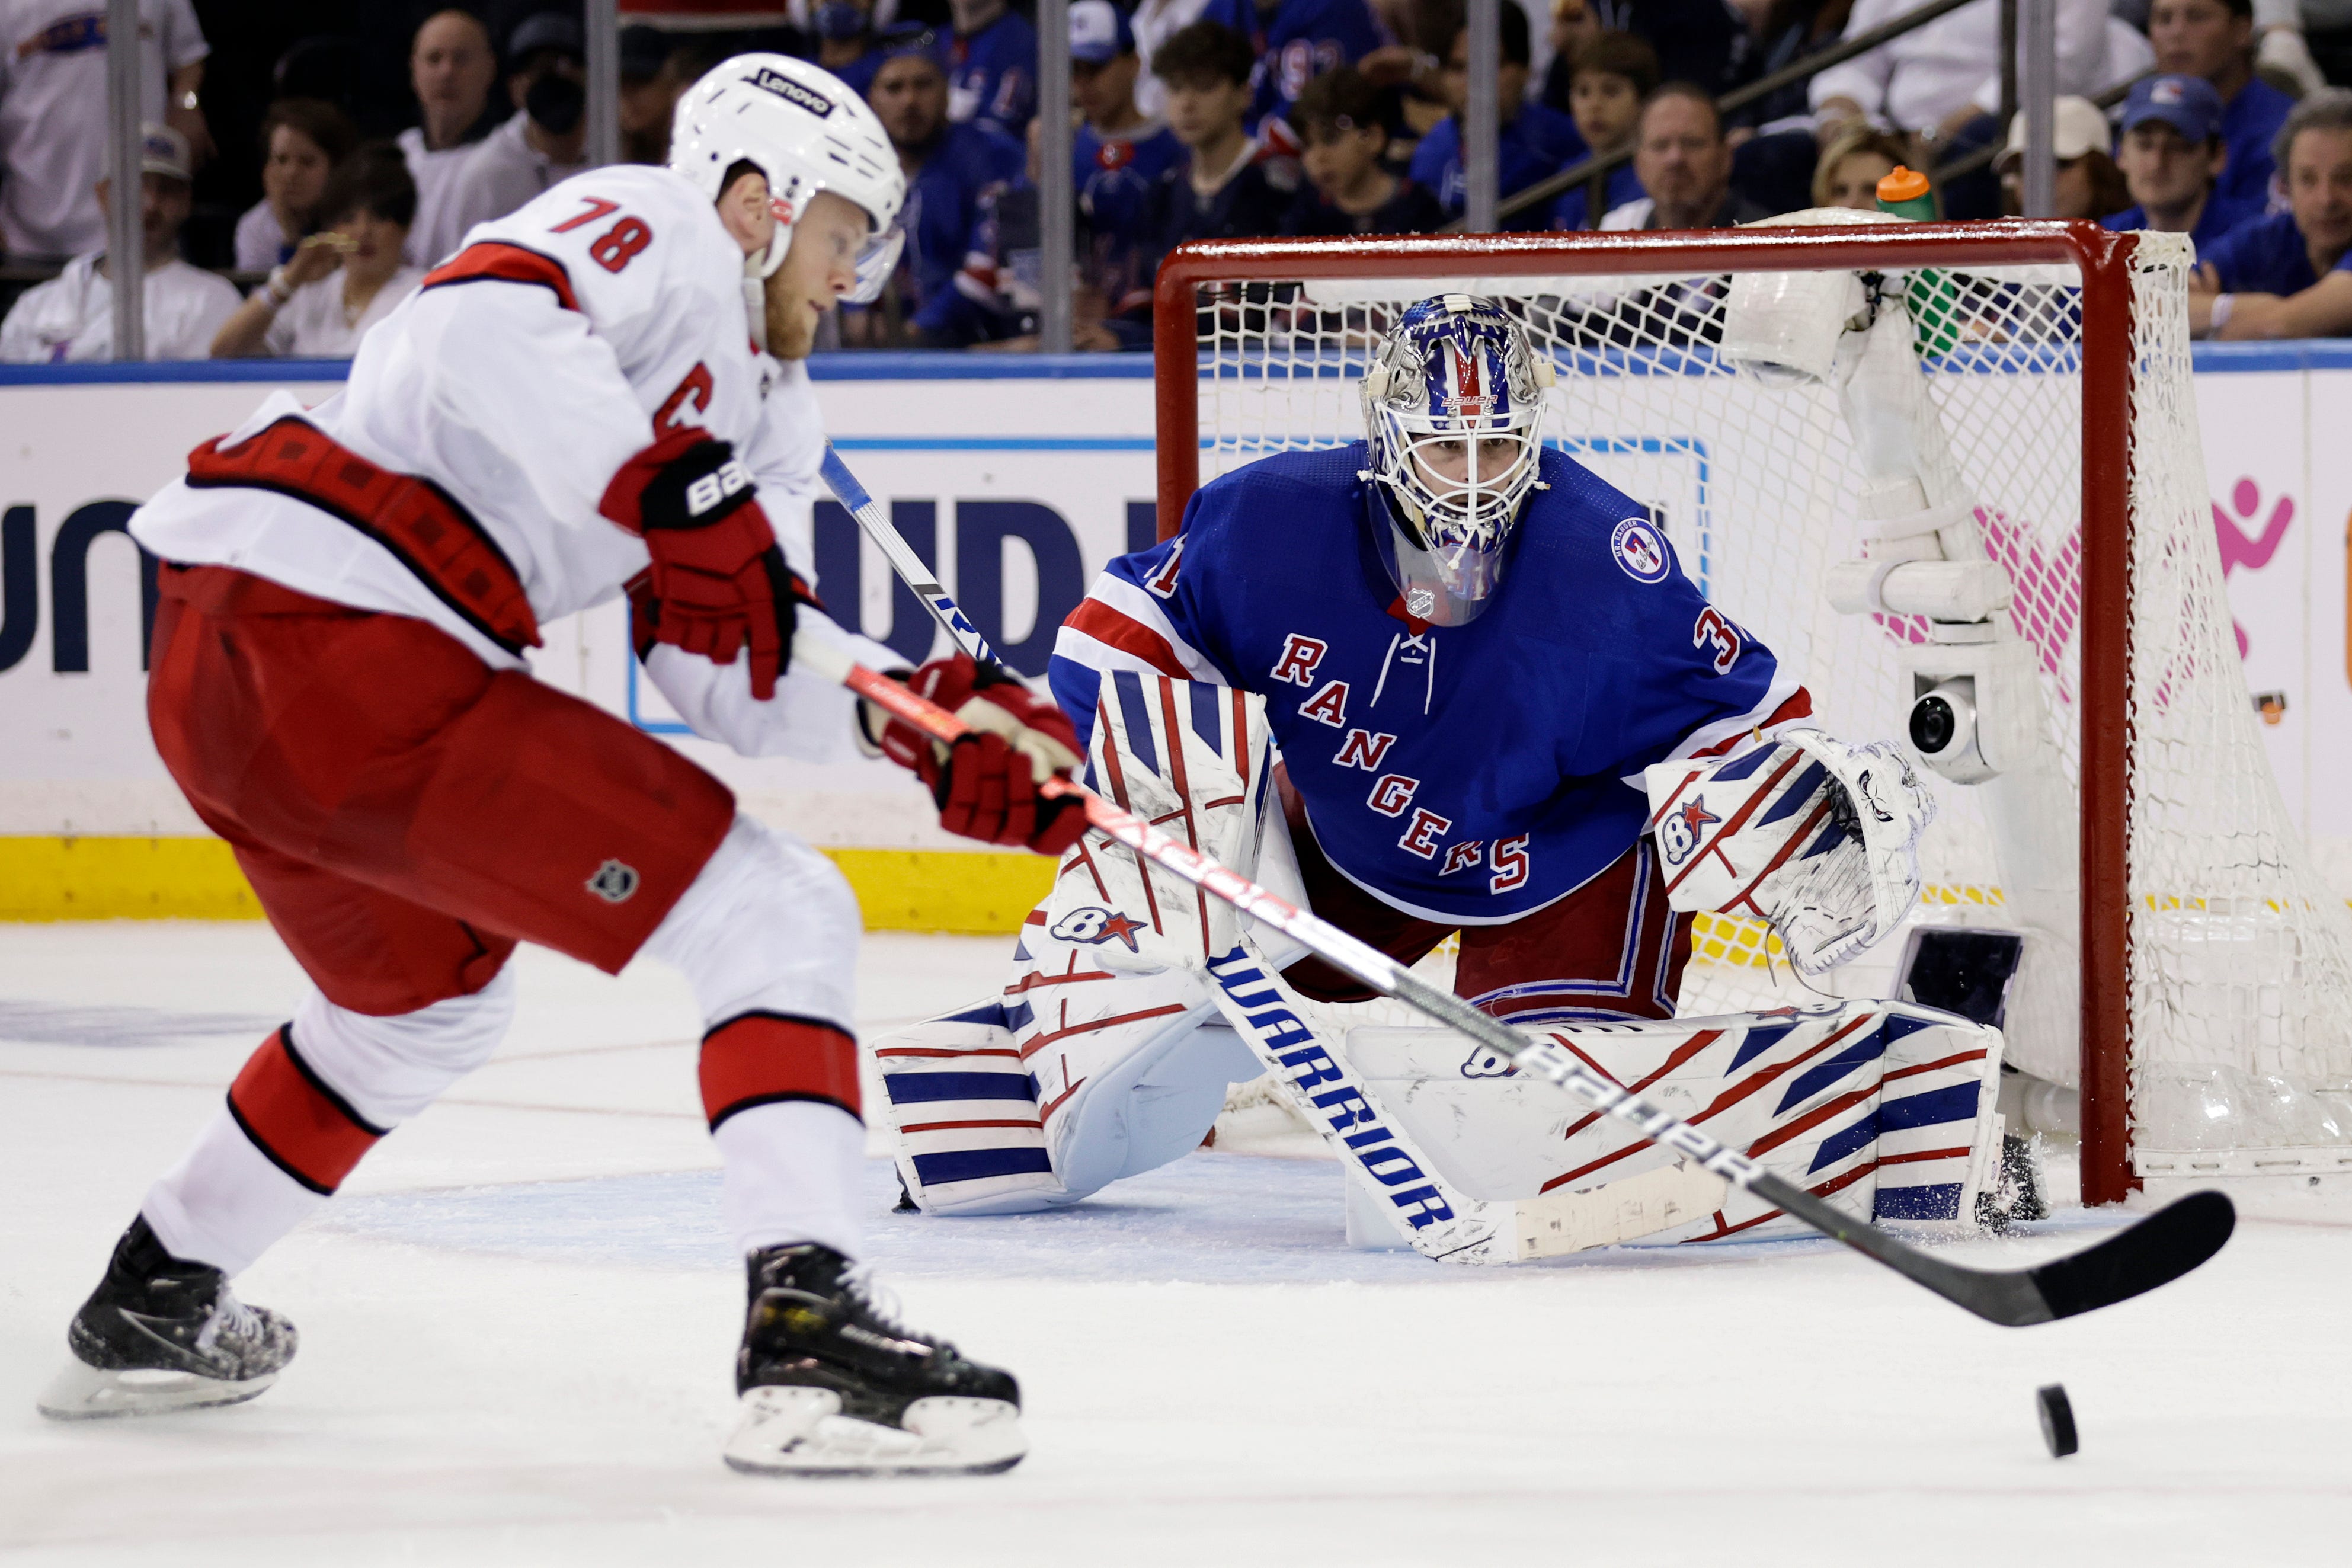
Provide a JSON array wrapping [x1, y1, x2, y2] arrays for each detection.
[[669, 53, 907, 298]]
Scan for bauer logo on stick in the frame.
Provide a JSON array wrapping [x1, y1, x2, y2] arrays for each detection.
[[1610, 517, 1671, 583]]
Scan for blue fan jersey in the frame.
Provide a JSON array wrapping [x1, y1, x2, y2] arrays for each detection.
[[1050, 444, 1810, 923], [949, 10, 1038, 136], [1197, 0, 1384, 138], [1076, 122, 1186, 312]]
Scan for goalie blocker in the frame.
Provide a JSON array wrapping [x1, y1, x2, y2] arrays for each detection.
[[873, 675, 2016, 1254]]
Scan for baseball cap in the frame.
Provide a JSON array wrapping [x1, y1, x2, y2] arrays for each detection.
[[619, 24, 673, 80], [2118, 74, 2225, 144], [507, 11, 585, 67], [876, 21, 948, 67], [125, 123, 191, 183], [1996, 96, 2112, 169], [1069, 0, 1134, 64]]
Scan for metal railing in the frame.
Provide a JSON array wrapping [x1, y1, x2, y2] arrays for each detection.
[[76, 0, 2086, 358], [1493, 0, 2067, 226]]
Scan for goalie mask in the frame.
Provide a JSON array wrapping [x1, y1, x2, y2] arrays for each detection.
[[1360, 295, 1553, 626], [669, 53, 907, 299]]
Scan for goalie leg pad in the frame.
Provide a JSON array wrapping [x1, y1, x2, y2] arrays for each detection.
[[879, 1003, 1064, 1217], [882, 674, 1281, 1212], [1347, 999, 2005, 1246]]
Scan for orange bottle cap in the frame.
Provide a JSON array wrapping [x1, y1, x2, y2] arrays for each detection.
[[1877, 165, 1931, 203]]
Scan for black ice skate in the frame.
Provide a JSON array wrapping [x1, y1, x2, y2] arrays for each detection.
[[723, 1242, 1025, 1476], [36, 1217, 297, 1421]]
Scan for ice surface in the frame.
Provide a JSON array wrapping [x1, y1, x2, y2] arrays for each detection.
[[4, 923, 2348, 1567]]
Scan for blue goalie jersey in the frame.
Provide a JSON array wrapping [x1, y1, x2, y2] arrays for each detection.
[[1049, 444, 1812, 923]]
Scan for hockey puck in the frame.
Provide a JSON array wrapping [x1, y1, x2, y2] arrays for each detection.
[[2036, 1384, 2078, 1458]]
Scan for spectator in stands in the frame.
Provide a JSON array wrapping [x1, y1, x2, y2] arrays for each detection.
[[1588, 0, 1748, 96], [812, 1, 885, 101], [1996, 95, 2132, 217], [233, 100, 359, 273], [2106, 74, 2265, 248], [1070, 2, 1186, 327], [868, 23, 1025, 337], [211, 143, 424, 359], [921, 122, 1128, 351], [1552, 30, 1657, 227], [619, 25, 696, 163], [1732, 0, 1858, 134], [0, 0, 211, 265], [1195, 0, 1385, 145], [2193, 87, 2352, 336], [1810, 0, 2153, 220], [1411, 2, 1583, 228], [2151, 0, 2297, 211], [1539, 0, 1602, 114], [1810, 121, 1908, 208], [1148, 20, 1299, 245], [1602, 82, 1769, 228], [1284, 62, 1449, 232], [1134, 0, 1217, 119], [442, 12, 590, 242], [399, 9, 503, 268], [949, 0, 1039, 136], [0, 125, 236, 361]]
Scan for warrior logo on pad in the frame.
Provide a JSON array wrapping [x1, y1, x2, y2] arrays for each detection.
[[1610, 517, 1670, 584]]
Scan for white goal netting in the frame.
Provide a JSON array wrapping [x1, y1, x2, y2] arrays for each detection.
[[1180, 226, 2352, 1179]]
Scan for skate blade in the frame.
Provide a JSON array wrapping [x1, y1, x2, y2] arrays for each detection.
[[722, 1386, 1027, 1477], [36, 1358, 277, 1422]]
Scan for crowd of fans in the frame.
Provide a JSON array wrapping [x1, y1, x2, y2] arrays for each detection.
[[1, 0, 2348, 361]]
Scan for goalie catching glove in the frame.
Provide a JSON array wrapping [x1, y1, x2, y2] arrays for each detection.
[[605, 430, 812, 699], [1644, 729, 1934, 975], [866, 653, 1088, 855]]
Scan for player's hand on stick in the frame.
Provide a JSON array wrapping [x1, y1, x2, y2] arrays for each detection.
[[871, 654, 1086, 855], [602, 433, 809, 699]]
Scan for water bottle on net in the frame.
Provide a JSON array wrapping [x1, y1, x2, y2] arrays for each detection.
[[1874, 165, 1963, 358]]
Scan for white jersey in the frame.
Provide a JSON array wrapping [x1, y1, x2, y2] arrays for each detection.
[[255, 264, 424, 359], [0, 249, 236, 361], [0, 0, 208, 259], [440, 113, 590, 249], [130, 162, 891, 761], [398, 122, 498, 269]]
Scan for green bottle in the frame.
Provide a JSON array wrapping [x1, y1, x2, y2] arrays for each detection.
[[1876, 165, 1961, 358]]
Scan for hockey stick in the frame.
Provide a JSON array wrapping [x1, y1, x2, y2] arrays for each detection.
[[820, 443, 1002, 666], [798, 632, 2234, 1326]]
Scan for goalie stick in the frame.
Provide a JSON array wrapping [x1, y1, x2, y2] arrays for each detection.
[[805, 445, 2234, 1324]]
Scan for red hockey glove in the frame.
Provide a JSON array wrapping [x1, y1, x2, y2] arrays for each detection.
[[602, 432, 809, 699], [872, 654, 1087, 855]]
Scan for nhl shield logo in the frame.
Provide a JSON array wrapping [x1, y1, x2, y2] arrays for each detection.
[[586, 859, 641, 904]]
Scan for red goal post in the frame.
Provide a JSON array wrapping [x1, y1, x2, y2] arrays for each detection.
[[1151, 222, 2146, 1205]]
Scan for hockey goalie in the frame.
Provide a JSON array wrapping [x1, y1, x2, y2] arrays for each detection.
[[873, 295, 2018, 1260]]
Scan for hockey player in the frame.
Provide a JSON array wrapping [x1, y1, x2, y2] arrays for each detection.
[[876, 296, 1995, 1241], [35, 55, 1084, 1476]]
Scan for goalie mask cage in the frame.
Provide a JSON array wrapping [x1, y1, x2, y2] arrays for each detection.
[[1152, 222, 2352, 1211]]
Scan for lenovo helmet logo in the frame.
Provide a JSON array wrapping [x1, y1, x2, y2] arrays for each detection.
[[751, 68, 834, 117]]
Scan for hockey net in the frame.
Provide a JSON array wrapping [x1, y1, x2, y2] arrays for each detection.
[[1159, 222, 2352, 1206]]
